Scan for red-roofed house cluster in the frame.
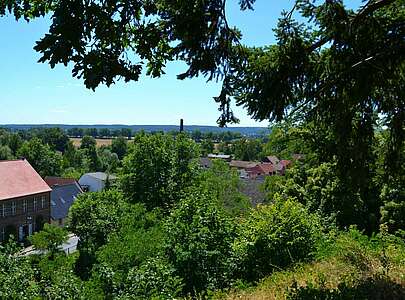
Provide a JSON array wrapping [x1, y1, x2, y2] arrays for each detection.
[[229, 155, 293, 180]]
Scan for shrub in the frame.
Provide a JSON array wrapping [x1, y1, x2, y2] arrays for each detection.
[[120, 257, 183, 300], [163, 191, 236, 295], [380, 183, 405, 232], [233, 197, 321, 282]]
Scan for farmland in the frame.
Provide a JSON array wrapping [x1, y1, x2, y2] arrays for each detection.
[[70, 137, 115, 148]]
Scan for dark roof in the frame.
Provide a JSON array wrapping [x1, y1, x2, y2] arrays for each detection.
[[50, 183, 82, 220], [200, 157, 213, 168], [264, 155, 280, 165], [0, 160, 51, 201], [45, 177, 78, 187]]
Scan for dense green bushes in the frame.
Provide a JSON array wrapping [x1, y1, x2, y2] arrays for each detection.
[[1, 130, 404, 298], [233, 197, 321, 282], [119, 133, 199, 209], [120, 257, 183, 300], [164, 191, 236, 294]]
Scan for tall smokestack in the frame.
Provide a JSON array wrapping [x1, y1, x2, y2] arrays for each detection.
[[180, 119, 184, 133]]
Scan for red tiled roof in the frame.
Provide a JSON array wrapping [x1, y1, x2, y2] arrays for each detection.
[[280, 160, 292, 168], [0, 160, 51, 201], [247, 163, 275, 175], [259, 163, 275, 174], [45, 176, 78, 188]]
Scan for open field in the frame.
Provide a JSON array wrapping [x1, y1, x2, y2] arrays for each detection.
[[70, 138, 114, 148]]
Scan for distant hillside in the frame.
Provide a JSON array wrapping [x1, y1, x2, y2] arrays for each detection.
[[1, 124, 269, 136]]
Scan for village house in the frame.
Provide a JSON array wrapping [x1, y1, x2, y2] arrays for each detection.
[[262, 156, 292, 175], [0, 159, 51, 242], [78, 172, 117, 192], [246, 163, 276, 180]]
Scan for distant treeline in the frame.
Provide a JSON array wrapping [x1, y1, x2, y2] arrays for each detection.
[[1, 125, 269, 141], [1, 124, 269, 137]]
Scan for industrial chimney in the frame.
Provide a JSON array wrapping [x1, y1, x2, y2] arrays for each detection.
[[180, 119, 184, 132]]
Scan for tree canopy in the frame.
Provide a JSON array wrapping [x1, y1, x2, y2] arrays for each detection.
[[2, 2, 403, 184]]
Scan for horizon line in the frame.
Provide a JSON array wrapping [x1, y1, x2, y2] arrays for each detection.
[[1, 123, 269, 128]]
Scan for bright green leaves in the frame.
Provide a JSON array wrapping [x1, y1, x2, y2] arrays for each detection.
[[233, 197, 321, 282], [29, 223, 68, 255], [119, 133, 199, 209]]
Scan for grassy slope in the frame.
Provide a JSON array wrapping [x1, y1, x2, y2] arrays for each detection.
[[217, 230, 405, 300]]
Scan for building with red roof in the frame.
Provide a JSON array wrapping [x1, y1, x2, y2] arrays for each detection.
[[0, 159, 51, 243], [246, 163, 276, 179]]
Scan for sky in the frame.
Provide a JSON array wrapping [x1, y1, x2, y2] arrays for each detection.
[[0, 0, 362, 126]]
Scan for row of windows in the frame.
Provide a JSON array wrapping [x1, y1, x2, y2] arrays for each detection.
[[0, 196, 47, 218]]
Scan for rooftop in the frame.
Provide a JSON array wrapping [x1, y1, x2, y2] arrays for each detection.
[[45, 176, 78, 187], [207, 154, 231, 159], [0, 159, 52, 201], [83, 172, 117, 181], [229, 160, 258, 169], [51, 183, 82, 220]]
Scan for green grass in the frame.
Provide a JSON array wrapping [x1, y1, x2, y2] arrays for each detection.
[[214, 229, 405, 300]]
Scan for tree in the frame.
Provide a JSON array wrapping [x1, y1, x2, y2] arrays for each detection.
[[17, 138, 62, 177], [0, 131, 22, 156], [67, 127, 84, 137], [121, 128, 132, 140], [79, 136, 101, 171], [263, 121, 312, 159], [0, 145, 13, 160], [200, 139, 214, 156], [68, 190, 127, 250], [232, 138, 262, 161], [198, 159, 250, 216], [80, 135, 97, 150], [29, 224, 68, 258], [119, 133, 199, 209], [111, 136, 127, 160], [98, 128, 110, 138], [84, 128, 99, 138], [68, 190, 128, 278], [4, 0, 403, 230], [164, 190, 235, 294], [98, 148, 119, 173], [37, 127, 70, 153], [0, 238, 41, 298], [218, 141, 232, 155]]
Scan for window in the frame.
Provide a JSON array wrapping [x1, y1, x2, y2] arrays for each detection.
[[41, 196, 46, 209], [23, 199, 27, 213], [33, 198, 37, 211], [11, 202, 16, 216]]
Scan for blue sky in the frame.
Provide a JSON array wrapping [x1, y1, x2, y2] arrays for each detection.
[[0, 0, 362, 126]]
